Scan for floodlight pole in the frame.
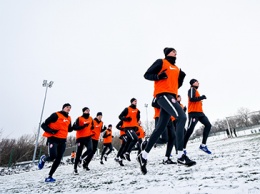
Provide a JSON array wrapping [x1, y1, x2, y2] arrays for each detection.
[[32, 80, 54, 164], [225, 117, 232, 138]]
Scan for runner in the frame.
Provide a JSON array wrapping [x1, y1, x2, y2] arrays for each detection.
[[72, 107, 94, 175], [83, 112, 106, 170], [118, 98, 140, 162], [183, 79, 212, 154], [100, 124, 113, 164], [38, 103, 73, 182], [114, 120, 127, 166], [138, 47, 196, 175]]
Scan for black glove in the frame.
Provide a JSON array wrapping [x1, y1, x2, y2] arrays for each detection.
[[103, 125, 107, 130], [123, 117, 132, 122], [200, 95, 207, 100], [42, 125, 58, 134], [112, 136, 114, 138], [183, 106, 187, 113], [157, 71, 167, 80]]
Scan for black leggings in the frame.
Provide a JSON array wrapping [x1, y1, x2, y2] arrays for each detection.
[[165, 121, 176, 157], [45, 140, 66, 177], [155, 116, 168, 144], [101, 143, 113, 160], [116, 135, 128, 158], [145, 94, 186, 153], [84, 139, 98, 166], [124, 128, 138, 153], [74, 137, 93, 169], [136, 138, 143, 155], [156, 128, 168, 144], [155, 117, 176, 157], [184, 114, 211, 148]]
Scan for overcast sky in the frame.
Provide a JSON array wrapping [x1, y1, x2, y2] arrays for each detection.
[[1, 0, 260, 139]]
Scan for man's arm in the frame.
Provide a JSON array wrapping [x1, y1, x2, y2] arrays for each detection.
[[188, 88, 206, 102], [178, 69, 186, 88], [144, 59, 164, 81], [41, 113, 59, 134], [119, 108, 131, 121]]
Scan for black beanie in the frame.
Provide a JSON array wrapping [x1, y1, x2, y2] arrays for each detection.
[[62, 103, 71, 109], [82, 107, 90, 112], [108, 124, 112, 127], [130, 98, 137, 103], [190, 79, 198, 86], [163, 47, 176, 57], [96, 112, 102, 116]]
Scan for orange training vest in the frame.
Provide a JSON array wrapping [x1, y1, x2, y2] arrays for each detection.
[[136, 126, 145, 139], [103, 130, 113, 144], [154, 107, 160, 119], [170, 116, 176, 121], [43, 112, 71, 139], [122, 107, 139, 128], [153, 59, 180, 97], [188, 88, 203, 113], [120, 129, 126, 136], [76, 116, 93, 139], [71, 152, 76, 158], [92, 119, 103, 140]]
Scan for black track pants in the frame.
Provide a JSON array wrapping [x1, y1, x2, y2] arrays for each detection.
[[145, 94, 186, 153], [184, 114, 211, 148]]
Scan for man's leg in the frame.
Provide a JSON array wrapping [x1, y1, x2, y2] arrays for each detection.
[[84, 139, 98, 168], [81, 137, 93, 160], [183, 116, 199, 149], [49, 142, 66, 177], [199, 115, 211, 145], [74, 142, 84, 171]]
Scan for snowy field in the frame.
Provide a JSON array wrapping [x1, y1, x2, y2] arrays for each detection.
[[0, 133, 260, 194]]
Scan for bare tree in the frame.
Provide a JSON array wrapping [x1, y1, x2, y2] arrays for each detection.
[[210, 125, 218, 135], [67, 135, 76, 148], [112, 135, 121, 151], [0, 138, 16, 166], [236, 107, 251, 127], [14, 134, 35, 163], [212, 119, 227, 132], [140, 120, 155, 137], [249, 111, 260, 125], [193, 126, 204, 138], [145, 120, 155, 136]]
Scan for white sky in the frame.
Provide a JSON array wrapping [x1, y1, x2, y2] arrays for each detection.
[[1, 0, 260, 139]]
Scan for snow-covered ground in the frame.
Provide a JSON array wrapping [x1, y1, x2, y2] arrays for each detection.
[[1, 133, 260, 194]]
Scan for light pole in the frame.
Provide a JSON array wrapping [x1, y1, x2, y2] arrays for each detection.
[[144, 103, 149, 133], [32, 80, 54, 164], [225, 117, 231, 138]]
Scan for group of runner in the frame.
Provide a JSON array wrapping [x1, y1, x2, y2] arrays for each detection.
[[38, 105, 109, 181], [37, 47, 212, 181]]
